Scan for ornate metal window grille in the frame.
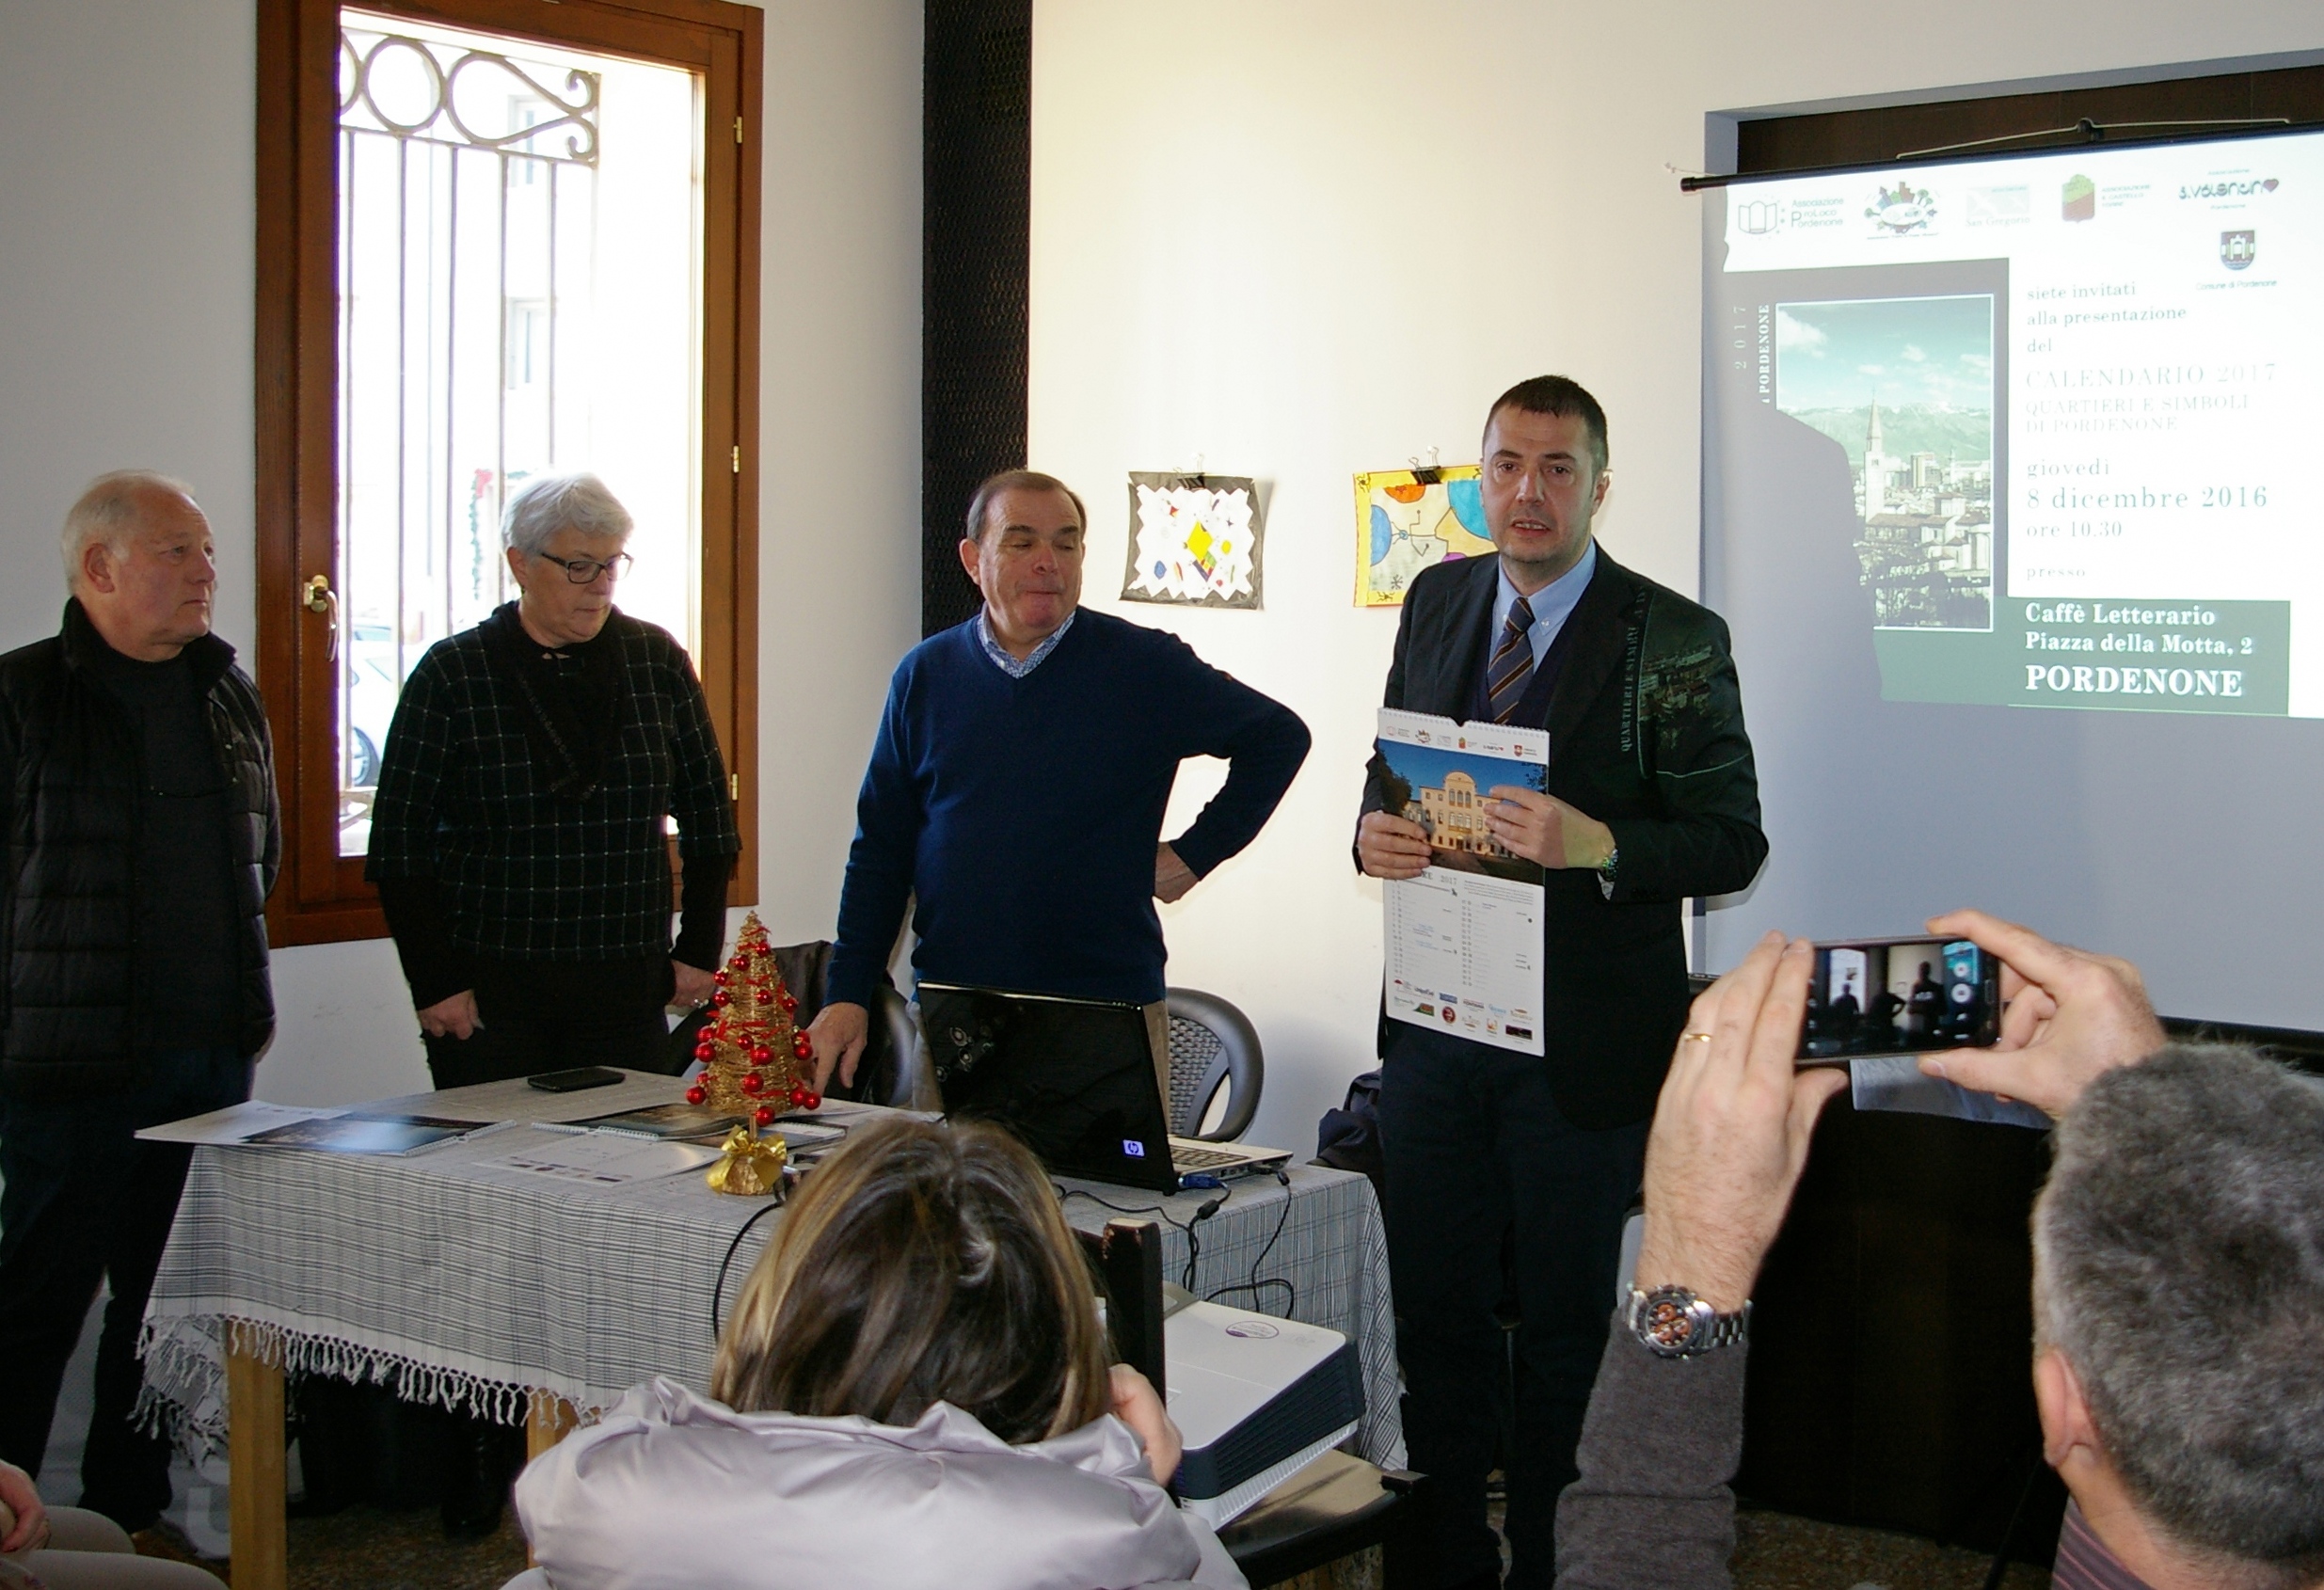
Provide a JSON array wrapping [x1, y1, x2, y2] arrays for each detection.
[[339, 25, 600, 165], [333, 15, 717, 862]]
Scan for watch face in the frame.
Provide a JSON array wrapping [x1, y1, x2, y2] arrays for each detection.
[[1634, 1286, 1709, 1355], [1645, 1296, 1696, 1348]]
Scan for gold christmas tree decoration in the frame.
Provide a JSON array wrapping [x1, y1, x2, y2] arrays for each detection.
[[684, 912, 820, 1124]]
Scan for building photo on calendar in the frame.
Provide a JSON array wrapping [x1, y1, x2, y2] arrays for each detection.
[[1369, 710, 1550, 883]]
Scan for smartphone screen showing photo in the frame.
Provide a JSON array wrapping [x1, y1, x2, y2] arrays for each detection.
[[1799, 937, 1999, 1063]]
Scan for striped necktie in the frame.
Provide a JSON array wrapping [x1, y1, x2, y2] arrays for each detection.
[[1485, 596, 1536, 723]]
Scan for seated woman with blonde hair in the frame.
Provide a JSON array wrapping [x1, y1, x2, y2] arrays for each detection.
[[515, 1117, 1245, 1589]]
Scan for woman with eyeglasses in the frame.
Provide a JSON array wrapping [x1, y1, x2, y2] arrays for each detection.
[[363, 471, 738, 1534], [368, 471, 737, 1093], [512, 1117, 1244, 1590]]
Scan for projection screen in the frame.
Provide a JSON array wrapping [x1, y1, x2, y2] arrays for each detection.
[[1699, 127, 2324, 1028]]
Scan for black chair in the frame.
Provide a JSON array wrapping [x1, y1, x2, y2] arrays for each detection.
[[1076, 1216, 1425, 1588], [849, 982, 923, 1107], [1164, 987, 1265, 1140]]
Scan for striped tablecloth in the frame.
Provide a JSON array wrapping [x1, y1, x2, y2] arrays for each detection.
[[140, 1104, 1404, 1468]]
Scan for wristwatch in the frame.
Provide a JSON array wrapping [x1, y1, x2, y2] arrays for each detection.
[[1597, 841, 1619, 900], [1627, 1284, 1751, 1358]]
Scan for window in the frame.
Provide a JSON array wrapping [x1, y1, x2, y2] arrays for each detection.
[[257, 0, 760, 945]]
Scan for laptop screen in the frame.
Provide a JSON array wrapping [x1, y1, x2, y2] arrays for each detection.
[[917, 983, 1179, 1193]]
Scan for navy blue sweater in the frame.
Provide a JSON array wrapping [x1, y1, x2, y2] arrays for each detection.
[[827, 611, 1311, 1008]]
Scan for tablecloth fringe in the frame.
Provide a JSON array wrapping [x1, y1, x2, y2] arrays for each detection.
[[136, 1314, 534, 1455]]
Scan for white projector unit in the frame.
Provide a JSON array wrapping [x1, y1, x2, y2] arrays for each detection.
[[1163, 1300, 1363, 1527]]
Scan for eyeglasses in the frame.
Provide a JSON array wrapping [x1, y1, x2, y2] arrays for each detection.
[[539, 551, 633, 584]]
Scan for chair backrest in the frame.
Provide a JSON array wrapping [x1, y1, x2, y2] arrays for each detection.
[[1164, 987, 1264, 1142], [755, 939, 926, 1108], [867, 983, 931, 1108]]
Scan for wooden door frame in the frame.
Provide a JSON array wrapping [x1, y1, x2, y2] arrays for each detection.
[[255, 0, 760, 946]]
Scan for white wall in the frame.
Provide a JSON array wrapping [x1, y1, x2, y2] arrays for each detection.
[[0, 0, 922, 1105], [1029, 0, 2324, 1154]]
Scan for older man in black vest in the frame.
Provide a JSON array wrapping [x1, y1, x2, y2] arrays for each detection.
[[1356, 377, 1765, 1589], [0, 472, 279, 1534]]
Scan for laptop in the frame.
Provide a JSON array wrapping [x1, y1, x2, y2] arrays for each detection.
[[916, 981, 1294, 1194]]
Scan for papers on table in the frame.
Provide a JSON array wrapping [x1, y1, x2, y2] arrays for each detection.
[[239, 1114, 474, 1155], [473, 1124, 724, 1185], [356, 1069, 689, 1125], [136, 1102, 485, 1154], [135, 1073, 883, 1176], [135, 1100, 344, 1145], [1377, 708, 1549, 1057], [771, 1120, 845, 1150], [581, 1102, 748, 1139]]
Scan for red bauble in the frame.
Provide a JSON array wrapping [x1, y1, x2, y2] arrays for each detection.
[[790, 1034, 812, 1058], [693, 1041, 715, 1059], [684, 1086, 707, 1105], [800, 1090, 821, 1111], [787, 1085, 809, 1105], [754, 1105, 775, 1126], [712, 969, 730, 986], [740, 1072, 764, 1095], [750, 1044, 772, 1065], [711, 990, 731, 1007], [778, 992, 798, 1013]]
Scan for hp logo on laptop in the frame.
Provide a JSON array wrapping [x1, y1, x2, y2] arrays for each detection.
[[1122, 1140, 1146, 1157]]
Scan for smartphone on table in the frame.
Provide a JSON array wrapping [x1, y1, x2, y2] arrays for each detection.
[[1796, 936, 1999, 1065], [525, 1066, 627, 1092]]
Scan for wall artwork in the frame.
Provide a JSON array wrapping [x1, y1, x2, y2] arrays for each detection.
[[1120, 472, 1264, 609], [1353, 466, 1491, 607]]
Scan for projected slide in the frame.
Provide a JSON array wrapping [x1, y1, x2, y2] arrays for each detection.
[[1717, 134, 2321, 717]]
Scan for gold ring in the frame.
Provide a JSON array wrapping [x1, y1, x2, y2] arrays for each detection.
[[1680, 1031, 1713, 1043]]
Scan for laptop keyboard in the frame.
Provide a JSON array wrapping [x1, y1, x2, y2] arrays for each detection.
[[1170, 1144, 1250, 1171]]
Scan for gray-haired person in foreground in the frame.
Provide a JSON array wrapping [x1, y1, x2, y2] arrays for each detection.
[[1554, 910, 2324, 1590]]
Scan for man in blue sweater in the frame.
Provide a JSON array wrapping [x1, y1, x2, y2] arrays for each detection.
[[808, 470, 1309, 1093]]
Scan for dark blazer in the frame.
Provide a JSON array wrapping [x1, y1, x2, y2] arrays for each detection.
[[1361, 549, 1765, 1126]]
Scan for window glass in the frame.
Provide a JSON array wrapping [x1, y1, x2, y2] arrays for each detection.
[[336, 10, 703, 854]]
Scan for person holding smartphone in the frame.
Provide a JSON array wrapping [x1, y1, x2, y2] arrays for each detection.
[[1556, 912, 2324, 1590]]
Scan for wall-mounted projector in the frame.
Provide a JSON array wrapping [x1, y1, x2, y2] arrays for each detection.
[[1163, 1300, 1363, 1527]]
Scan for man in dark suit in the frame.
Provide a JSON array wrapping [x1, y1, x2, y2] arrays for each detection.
[[1356, 376, 1766, 1589]]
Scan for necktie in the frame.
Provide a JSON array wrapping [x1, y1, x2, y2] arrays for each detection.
[[1485, 596, 1536, 723]]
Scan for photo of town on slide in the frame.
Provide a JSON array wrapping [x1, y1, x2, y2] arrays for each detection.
[[1775, 294, 1996, 631], [1371, 739, 1547, 883]]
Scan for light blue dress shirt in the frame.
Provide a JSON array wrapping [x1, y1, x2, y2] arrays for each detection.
[[1490, 541, 1598, 668], [977, 609, 1077, 678]]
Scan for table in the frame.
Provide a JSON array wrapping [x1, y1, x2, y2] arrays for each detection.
[[139, 1089, 1402, 1590]]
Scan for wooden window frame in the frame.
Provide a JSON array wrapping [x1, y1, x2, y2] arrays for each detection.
[[256, 0, 761, 946]]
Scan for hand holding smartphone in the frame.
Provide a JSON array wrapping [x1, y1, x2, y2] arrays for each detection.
[[1796, 936, 2000, 1065]]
